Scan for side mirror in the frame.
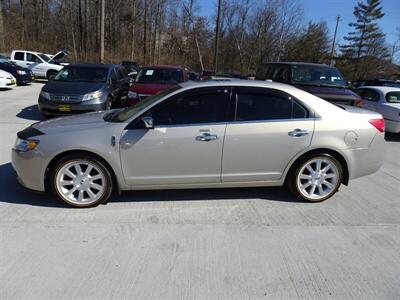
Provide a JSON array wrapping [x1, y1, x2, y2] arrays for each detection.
[[141, 116, 154, 129]]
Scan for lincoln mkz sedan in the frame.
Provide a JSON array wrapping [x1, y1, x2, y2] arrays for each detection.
[[12, 81, 386, 207]]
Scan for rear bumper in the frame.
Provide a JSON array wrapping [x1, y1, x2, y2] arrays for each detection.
[[38, 96, 107, 116], [345, 133, 386, 180], [385, 119, 400, 134]]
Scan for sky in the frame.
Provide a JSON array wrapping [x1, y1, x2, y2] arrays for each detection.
[[198, 0, 399, 46]]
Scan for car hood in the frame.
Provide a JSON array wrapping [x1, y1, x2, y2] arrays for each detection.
[[295, 85, 359, 101], [0, 69, 13, 78], [0, 62, 30, 73], [131, 82, 176, 95], [48, 50, 69, 63], [43, 81, 105, 94], [33, 111, 109, 134]]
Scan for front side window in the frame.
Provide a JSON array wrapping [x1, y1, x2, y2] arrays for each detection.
[[362, 89, 380, 102], [26, 53, 42, 63], [150, 89, 229, 126], [235, 88, 309, 121]]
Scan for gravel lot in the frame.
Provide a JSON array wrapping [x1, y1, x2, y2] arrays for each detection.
[[1, 83, 400, 299]]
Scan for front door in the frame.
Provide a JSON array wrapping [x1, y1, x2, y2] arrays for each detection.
[[222, 87, 314, 182], [120, 87, 231, 186]]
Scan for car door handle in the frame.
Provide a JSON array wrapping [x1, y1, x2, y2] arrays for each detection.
[[288, 129, 309, 137], [196, 133, 218, 142]]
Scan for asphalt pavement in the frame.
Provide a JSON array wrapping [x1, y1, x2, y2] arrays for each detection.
[[0, 83, 399, 299]]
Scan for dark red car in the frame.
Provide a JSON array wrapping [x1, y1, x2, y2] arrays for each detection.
[[128, 65, 188, 104]]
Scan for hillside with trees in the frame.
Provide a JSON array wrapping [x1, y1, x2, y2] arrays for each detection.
[[0, 0, 398, 79]]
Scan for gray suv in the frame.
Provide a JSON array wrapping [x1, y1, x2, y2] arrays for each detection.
[[38, 63, 130, 116]]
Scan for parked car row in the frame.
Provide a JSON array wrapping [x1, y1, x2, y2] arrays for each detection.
[[0, 54, 34, 86]]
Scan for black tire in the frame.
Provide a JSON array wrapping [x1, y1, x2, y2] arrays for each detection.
[[50, 154, 113, 208], [47, 70, 58, 80], [286, 153, 343, 202]]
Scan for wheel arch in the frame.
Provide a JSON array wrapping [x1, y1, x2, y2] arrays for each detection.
[[284, 148, 350, 186], [44, 149, 120, 193]]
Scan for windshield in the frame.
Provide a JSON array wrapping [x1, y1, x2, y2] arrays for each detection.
[[38, 53, 51, 62], [135, 68, 183, 84], [0, 58, 14, 66], [291, 65, 347, 87], [54, 67, 108, 83], [107, 86, 182, 122], [386, 92, 400, 103]]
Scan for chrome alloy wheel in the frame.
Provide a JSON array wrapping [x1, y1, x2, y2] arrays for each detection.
[[296, 157, 339, 201], [55, 160, 106, 205]]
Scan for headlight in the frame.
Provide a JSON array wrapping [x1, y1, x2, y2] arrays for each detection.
[[14, 138, 40, 152], [40, 91, 51, 100], [17, 70, 27, 75], [128, 91, 139, 99], [82, 91, 103, 102]]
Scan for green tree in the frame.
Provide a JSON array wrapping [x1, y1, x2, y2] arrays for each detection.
[[284, 21, 330, 63], [340, 0, 386, 78]]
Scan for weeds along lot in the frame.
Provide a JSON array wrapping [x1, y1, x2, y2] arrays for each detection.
[[0, 83, 400, 299]]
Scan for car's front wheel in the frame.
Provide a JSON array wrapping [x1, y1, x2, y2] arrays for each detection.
[[287, 154, 343, 202], [51, 155, 113, 207]]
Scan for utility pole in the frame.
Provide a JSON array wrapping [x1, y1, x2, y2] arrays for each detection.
[[330, 16, 340, 66], [213, 0, 222, 73], [100, 0, 105, 63]]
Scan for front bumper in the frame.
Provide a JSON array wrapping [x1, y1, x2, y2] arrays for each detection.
[[38, 96, 107, 116], [16, 74, 33, 85], [11, 148, 47, 192]]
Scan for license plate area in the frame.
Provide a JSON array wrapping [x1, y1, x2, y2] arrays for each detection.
[[58, 104, 71, 112]]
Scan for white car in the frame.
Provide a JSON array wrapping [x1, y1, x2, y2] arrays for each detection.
[[10, 49, 69, 80], [355, 86, 400, 133], [0, 69, 16, 88]]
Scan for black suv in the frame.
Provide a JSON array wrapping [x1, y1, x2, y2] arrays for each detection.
[[38, 64, 131, 116], [256, 62, 361, 106]]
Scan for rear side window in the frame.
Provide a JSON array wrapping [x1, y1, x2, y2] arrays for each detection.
[[235, 88, 309, 121], [386, 92, 400, 103], [14, 52, 24, 61]]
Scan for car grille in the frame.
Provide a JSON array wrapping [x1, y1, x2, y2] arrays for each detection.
[[50, 94, 82, 103]]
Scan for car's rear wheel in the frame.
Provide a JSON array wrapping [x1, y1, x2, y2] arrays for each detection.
[[51, 155, 113, 207], [287, 154, 342, 202]]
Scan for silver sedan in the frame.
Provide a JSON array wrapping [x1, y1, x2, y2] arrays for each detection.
[[12, 81, 386, 207]]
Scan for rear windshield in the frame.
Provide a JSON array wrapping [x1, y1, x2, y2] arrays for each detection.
[[291, 65, 347, 87], [386, 92, 400, 103], [54, 66, 108, 83], [135, 68, 183, 84]]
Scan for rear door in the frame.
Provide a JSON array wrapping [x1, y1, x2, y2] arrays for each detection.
[[222, 87, 314, 182], [12, 51, 27, 68]]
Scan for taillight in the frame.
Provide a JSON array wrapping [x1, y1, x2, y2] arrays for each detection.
[[368, 118, 385, 133]]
